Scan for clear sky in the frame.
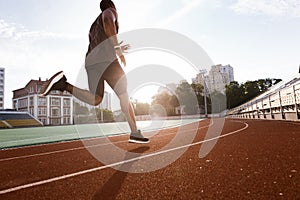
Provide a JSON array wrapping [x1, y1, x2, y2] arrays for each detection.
[[1, 0, 300, 108]]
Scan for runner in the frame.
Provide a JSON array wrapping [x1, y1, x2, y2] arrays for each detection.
[[41, 0, 149, 144]]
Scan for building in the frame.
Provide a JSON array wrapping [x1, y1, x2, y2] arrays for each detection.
[[208, 64, 234, 93], [12, 78, 73, 125], [99, 91, 112, 110], [192, 73, 210, 94], [0, 68, 4, 109], [74, 91, 112, 111]]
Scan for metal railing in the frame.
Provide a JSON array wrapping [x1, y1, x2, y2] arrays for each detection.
[[227, 77, 300, 121]]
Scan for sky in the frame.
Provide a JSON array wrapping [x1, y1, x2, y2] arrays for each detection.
[[0, 0, 300, 108]]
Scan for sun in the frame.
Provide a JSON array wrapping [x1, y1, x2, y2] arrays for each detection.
[[131, 84, 160, 104]]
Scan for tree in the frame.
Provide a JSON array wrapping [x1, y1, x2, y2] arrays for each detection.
[[225, 81, 244, 109], [175, 81, 198, 115], [73, 102, 90, 116], [151, 91, 176, 116], [210, 91, 226, 113], [242, 81, 260, 101], [225, 78, 282, 109], [192, 83, 206, 114], [134, 102, 150, 116], [95, 108, 114, 123]]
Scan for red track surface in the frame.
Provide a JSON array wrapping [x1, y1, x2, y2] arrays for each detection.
[[0, 119, 299, 200]]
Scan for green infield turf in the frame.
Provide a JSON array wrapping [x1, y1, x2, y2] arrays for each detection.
[[0, 119, 202, 149]]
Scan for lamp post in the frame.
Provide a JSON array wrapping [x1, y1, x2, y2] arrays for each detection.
[[199, 69, 208, 118]]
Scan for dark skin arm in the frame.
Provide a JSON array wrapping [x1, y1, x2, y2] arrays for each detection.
[[102, 8, 130, 66]]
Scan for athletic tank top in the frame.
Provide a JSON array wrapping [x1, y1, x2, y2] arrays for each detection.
[[86, 10, 119, 64]]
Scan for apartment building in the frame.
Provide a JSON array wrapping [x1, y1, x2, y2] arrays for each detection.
[[12, 78, 73, 125], [208, 64, 234, 93], [0, 68, 4, 109]]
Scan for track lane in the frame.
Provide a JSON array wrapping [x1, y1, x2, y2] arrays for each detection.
[[0, 119, 299, 199], [0, 119, 245, 194]]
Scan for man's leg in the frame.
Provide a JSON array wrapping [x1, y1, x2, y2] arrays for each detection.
[[105, 61, 149, 143], [65, 83, 102, 106], [118, 91, 149, 143], [41, 71, 103, 106], [118, 92, 138, 133]]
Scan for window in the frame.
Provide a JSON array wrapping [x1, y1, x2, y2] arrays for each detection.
[[13, 100, 17, 109], [38, 97, 47, 106], [29, 97, 34, 106], [37, 85, 42, 93], [29, 108, 34, 115], [39, 118, 47, 125], [63, 98, 70, 106], [51, 108, 60, 116], [50, 90, 60, 95], [63, 108, 70, 115], [63, 117, 70, 124], [38, 108, 47, 116], [51, 98, 60, 106], [18, 99, 28, 108], [29, 86, 34, 93]]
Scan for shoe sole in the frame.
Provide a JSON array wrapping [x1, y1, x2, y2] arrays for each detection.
[[41, 71, 64, 96], [128, 139, 150, 144]]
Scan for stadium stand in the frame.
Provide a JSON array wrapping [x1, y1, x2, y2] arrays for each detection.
[[0, 111, 43, 128], [227, 77, 300, 121]]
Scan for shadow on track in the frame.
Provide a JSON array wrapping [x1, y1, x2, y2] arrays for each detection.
[[92, 146, 150, 200]]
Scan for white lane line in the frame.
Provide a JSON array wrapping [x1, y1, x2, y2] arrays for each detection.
[[0, 121, 248, 195], [1, 119, 203, 151], [0, 122, 212, 162]]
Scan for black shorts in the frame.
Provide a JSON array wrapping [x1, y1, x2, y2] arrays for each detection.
[[85, 60, 127, 97]]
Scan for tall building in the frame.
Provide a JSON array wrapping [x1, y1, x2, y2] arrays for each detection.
[[12, 78, 73, 125], [193, 64, 234, 94], [0, 68, 4, 109], [192, 73, 210, 94], [208, 64, 234, 93]]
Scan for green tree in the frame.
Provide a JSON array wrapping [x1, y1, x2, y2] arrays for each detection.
[[225, 81, 245, 109], [95, 108, 114, 123], [225, 78, 282, 109], [210, 91, 226, 113], [135, 102, 150, 116], [73, 102, 89, 115], [151, 91, 176, 116], [175, 81, 198, 115]]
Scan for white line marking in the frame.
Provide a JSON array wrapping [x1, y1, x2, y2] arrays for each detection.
[[0, 121, 248, 195], [0, 122, 211, 162], [1, 119, 203, 151]]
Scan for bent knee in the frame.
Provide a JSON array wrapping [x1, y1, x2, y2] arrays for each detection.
[[93, 96, 103, 106]]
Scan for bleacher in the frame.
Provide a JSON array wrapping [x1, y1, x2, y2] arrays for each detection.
[[227, 77, 300, 121], [0, 111, 43, 128]]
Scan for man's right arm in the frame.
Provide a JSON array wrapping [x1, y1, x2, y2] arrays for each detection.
[[102, 8, 127, 66], [102, 8, 118, 47]]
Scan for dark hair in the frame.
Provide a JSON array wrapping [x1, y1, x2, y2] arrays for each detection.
[[100, 0, 116, 11]]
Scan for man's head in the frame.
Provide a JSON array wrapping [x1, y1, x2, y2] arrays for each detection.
[[100, 0, 116, 11]]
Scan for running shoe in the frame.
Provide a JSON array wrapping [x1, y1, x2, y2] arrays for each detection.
[[41, 71, 67, 96], [129, 130, 150, 144]]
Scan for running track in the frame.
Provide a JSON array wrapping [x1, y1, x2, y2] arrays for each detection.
[[0, 119, 299, 199]]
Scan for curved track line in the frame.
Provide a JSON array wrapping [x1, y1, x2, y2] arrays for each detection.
[[0, 121, 248, 195], [0, 121, 212, 162], [0, 119, 204, 151]]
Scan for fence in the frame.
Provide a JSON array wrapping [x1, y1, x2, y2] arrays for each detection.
[[227, 77, 300, 121]]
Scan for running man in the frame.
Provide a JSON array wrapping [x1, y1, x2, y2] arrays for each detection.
[[41, 0, 149, 143]]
